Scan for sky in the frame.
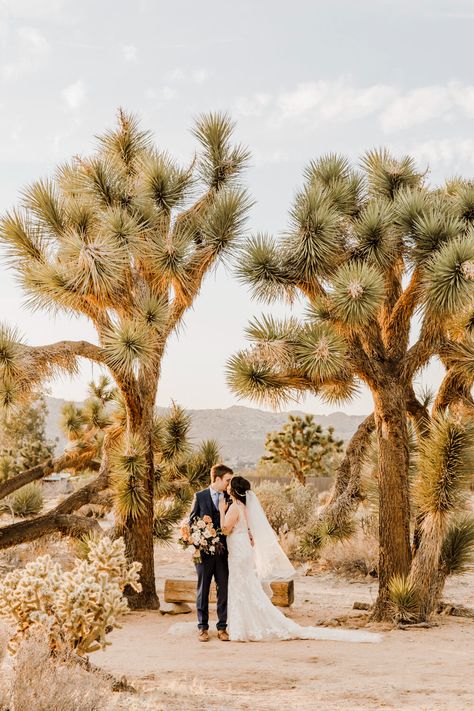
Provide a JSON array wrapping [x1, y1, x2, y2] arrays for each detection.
[[1, 0, 474, 414]]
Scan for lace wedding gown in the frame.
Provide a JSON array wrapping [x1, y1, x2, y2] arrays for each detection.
[[226, 505, 381, 643]]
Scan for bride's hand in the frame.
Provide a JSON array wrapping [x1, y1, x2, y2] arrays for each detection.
[[218, 495, 227, 513]]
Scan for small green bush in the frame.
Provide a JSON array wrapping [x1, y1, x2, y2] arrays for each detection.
[[3, 483, 44, 517]]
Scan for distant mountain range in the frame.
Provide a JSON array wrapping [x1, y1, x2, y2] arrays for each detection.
[[45, 397, 366, 469]]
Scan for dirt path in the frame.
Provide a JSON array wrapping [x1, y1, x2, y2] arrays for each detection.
[[94, 545, 474, 711]]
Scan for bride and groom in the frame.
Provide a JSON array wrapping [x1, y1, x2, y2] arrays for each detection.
[[186, 464, 381, 644]]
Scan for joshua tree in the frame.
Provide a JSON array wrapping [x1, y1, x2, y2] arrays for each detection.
[[228, 152, 474, 619], [261, 413, 343, 484], [0, 109, 250, 608], [0, 393, 56, 482]]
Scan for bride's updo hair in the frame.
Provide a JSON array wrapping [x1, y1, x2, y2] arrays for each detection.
[[230, 476, 251, 504]]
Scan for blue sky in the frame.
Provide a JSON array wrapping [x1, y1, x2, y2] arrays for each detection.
[[1, 0, 474, 412]]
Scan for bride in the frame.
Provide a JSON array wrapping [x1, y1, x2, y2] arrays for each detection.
[[218, 476, 381, 644]]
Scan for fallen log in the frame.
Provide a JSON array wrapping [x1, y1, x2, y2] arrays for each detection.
[[164, 578, 294, 607]]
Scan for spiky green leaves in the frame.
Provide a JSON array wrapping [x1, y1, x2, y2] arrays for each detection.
[[0, 325, 26, 381], [295, 323, 347, 380], [226, 351, 303, 408], [0, 209, 45, 264], [192, 112, 250, 190], [59, 232, 128, 304], [299, 518, 356, 557], [285, 186, 343, 282], [424, 235, 474, 316], [353, 199, 399, 268], [158, 404, 191, 462], [329, 261, 385, 326], [103, 320, 157, 375], [137, 151, 193, 211], [135, 291, 169, 331], [244, 314, 301, 367], [200, 188, 252, 258], [111, 434, 149, 522], [388, 574, 419, 623], [304, 153, 363, 217], [361, 148, 423, 199], [237, 235, 294, 303], [21, 179, 66, 236], [415, 416, 474, 517], [98, 108, 152, 173], [411, 209, 464, 265], [440, 514, 474, 576]]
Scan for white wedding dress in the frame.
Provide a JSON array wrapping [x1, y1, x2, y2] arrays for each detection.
[[226, 501, 380, 643], [170, 493, 382, 644]]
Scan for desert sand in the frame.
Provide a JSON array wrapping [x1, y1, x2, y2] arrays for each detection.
[[93, 543, 474, 711]]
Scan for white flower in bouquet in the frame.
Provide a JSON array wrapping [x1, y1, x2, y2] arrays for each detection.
[[209, 545, 215, 553], [197, 520, 206, 529], [203, 529, 212, 539], [191, 531, 201, 544]]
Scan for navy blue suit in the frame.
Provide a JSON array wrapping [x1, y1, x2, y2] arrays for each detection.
[[189, 488, 229, 631]]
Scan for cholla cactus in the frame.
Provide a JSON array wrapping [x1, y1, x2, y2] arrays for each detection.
[[0, 537, 141, 655]]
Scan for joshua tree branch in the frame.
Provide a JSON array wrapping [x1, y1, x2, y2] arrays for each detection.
[[386, 268, 422, 358], [0, 513, 102, 549], [0, 448, 99, 501]]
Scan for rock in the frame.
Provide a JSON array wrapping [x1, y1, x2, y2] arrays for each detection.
[[159, 602, 192, 615]]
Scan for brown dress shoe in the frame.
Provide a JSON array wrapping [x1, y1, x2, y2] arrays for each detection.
[[217, 629, 230, 641], [198, 630, 210, 642]]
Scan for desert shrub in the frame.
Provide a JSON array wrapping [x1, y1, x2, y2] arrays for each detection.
[[253, 480, 319, 533], [388, 574, 420, 623], [11, 632, 108, 711], [303, 527, 379, 578], [2, 483, 44, 517], [0, 536, 141, 655]]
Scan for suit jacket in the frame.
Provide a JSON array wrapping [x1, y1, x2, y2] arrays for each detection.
[[189, 488, 228, 554]]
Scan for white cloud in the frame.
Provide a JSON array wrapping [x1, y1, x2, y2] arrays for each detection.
[[161, 86, 177, 101], [145, 86, 177, 102], [122, 44, 137, 62], [409, 138, 474, 169], [235, 93, 271, 117], [166, 67, 186, 82], [192, 68, 208, 84], [62, 80, 86, 110], [235, 79, 474, 134], [1, 26, 50, 80], [4, 0, 64, 19], [276, 80, 396, 123]]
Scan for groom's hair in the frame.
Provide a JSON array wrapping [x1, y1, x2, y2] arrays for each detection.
[[210, 463, 234, 482]]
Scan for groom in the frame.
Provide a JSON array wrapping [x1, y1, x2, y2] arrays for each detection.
[[189, 463, 233, 642]]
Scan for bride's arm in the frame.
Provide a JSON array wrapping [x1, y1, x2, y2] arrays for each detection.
[[219, 499, 238, 535]]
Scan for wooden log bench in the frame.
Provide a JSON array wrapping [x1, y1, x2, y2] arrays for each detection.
[[164, 578, 294, 607]]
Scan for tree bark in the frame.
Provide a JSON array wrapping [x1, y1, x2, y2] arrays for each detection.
[[408, 515, 446, 621], [371, 382, 412, 621], [0, 512, 102, 549], [0, 450, 99, 501], [319, 414, 376, 529], [122, 433, 159, 610]]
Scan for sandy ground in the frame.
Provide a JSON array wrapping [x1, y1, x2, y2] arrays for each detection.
[[92, 544, 474, 711]]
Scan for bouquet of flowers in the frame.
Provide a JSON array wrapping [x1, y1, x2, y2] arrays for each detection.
[[178, 515, 224, 563]]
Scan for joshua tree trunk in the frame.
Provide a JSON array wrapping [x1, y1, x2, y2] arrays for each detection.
[[372, 382, 412, 620], [408, 516, 445, 620], [122, 431, 159, 610]]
